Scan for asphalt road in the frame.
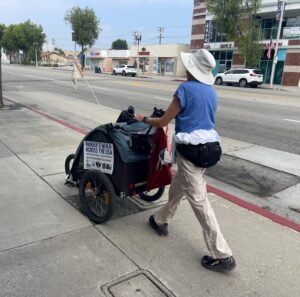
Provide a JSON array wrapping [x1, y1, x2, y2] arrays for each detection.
[[3, 64, 300, 154], [2, 64, 300, 201]]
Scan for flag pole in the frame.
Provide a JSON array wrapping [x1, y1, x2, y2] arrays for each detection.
[[72, 62, 106, 113], [82, 75, 106, 113], [270, 0, 286, 88]]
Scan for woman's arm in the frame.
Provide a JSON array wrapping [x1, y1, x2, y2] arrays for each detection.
[[135, 95, 181, 127]]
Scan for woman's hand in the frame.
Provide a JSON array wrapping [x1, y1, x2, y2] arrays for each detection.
[[135, 113, 145, 122]]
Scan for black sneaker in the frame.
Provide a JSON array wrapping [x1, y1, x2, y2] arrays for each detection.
[[201, 255, 236, 272], [149, 215, 168, 236]]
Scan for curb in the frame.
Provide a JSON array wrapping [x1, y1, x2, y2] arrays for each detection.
[[4, 96, 299, 233]]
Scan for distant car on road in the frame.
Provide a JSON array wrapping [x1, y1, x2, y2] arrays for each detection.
[[215, 68, 264, 88], [112, 64, 137, 77]]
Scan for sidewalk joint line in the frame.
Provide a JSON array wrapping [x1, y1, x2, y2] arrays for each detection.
[[94, 227, 141, 270], [0, 226, 92, 254]]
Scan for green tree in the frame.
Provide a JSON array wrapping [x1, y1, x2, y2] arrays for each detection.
[[2, 24, 19, 61], [111, 39, 128, 50], [4, 21, 45, 64], [206, 0, 262, 67], [64, 6, 100, 67], [18, 20, 45, 63]]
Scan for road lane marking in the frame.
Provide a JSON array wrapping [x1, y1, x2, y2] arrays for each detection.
[[285, 119, 300, 123], [154, 96, 171, 101], [90, 85, 110, 91], [5, 70, 111, 91]]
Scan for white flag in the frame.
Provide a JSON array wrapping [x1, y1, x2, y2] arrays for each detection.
[[72, 63, 83, 79], [72, 63, 83, 90]]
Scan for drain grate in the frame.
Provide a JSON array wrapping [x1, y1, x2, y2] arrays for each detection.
[[102, 270, 176, 297]]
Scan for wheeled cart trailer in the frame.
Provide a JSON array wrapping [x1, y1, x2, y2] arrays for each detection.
[[64, 107, 172, 223]]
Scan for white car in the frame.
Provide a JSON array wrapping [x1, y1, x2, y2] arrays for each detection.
[[112, 64, 137, 77], [215, 68, 264, 88]]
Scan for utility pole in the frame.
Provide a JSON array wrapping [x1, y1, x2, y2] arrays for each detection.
[[133, 31, 142, 75], [0, 25, 4, 108], [270, 0, 286, 88], [157, 27, 164, 44]]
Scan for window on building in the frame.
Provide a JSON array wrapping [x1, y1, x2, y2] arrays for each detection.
[[210, 50, 233, 73], [261, 18, 288, 40], [194, 0, 200, 5], [204, 20, 228, 43]]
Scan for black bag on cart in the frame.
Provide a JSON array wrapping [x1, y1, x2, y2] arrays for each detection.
[[128, 126, 154, 154]]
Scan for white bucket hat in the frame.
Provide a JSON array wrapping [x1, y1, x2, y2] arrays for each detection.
[[180, 49, 216, 85]]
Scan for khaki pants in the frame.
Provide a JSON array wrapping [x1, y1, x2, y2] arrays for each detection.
[[154, 153, 232, 259]]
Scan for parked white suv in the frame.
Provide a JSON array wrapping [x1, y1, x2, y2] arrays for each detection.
[[112, 64, 137, 77], [215, 68, 264, 88]]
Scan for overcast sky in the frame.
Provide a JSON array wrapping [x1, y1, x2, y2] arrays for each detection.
[[0, 0, 193, 50]]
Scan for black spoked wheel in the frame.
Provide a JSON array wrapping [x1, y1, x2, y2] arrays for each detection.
[[138, 187, 165, 202], [65, 154, 75, 175], [79, 170, 114, 223], [122, 71, 126, 76]]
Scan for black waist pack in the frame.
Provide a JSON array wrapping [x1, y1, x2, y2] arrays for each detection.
[[176, 142, 222, 168]]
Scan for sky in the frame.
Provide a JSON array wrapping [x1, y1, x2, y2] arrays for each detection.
[[0, 0, 194, 50]]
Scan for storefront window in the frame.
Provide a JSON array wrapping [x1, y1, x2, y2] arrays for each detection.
[[210, 50, 233, 74], [140, 57, 149, 73], [153, 57, 158, 73], [165, 58, 174, 74]]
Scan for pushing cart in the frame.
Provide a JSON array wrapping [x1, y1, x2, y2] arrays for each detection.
[[64, 106, 172, 223]]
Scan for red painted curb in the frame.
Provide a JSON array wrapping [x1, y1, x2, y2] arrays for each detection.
[[5, 97, 90, 135], [6, 97, 299, 233], [29, 106, 90, 135], [207, 185, 300, 233]]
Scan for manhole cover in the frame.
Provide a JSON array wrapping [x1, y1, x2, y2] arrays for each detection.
[[102, 270, 175, 297]]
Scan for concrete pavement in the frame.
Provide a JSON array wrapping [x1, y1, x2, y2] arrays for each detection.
[[0, 93, 300, 297]]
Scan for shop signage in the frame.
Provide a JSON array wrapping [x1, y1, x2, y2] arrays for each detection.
[[90, 51, 100, 56], [204, 42, 234, 49], [283, 27, 300, 39], [261, 40, 288, 47], [139, 51, 150, 56]]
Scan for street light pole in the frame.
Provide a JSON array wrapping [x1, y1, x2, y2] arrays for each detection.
[[133, 31, 142, 75], [270, 0, 286, 88]]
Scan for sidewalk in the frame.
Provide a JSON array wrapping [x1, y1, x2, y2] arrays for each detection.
[[0, 97, 300, 297]]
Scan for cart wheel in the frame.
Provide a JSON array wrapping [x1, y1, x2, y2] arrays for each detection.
[[138, 187, 165, 202], [65, 154, 75, 175], [79, 170, 114, 223]]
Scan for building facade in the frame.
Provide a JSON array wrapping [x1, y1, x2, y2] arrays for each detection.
[[85, 49, 133, 72], [191, 0, 300, 86], [130, 44, 190, 77]]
